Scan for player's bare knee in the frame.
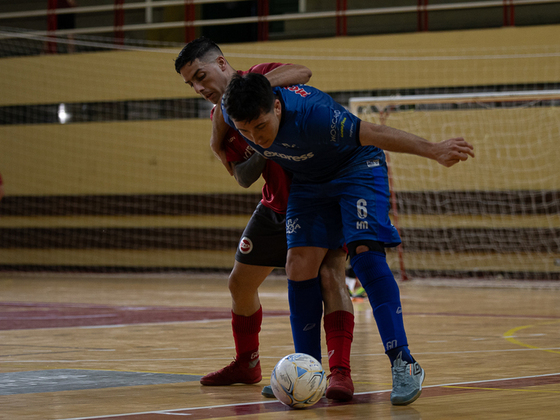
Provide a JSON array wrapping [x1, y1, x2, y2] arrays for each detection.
[[286, 254, 309, 279], [347, 240, 386, 260], [228, 274, 243, 295]]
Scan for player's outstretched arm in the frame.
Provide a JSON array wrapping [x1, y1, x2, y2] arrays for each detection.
[[359, 121, 475, 167], [264, 64, 312, 88], [210, 105, 234, 176], [232, 153, 267, 188]]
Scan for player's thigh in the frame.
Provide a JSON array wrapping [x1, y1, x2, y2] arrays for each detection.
[[338, 167, 401, 247], [286, 246, 329, 281], [235, 202, 288, 268]]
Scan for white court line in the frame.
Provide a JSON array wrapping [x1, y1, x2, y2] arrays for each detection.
[[3, 346, 560, 364], [58, 372, 560, 420]]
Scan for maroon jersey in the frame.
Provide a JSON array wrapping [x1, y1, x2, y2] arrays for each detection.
[[224, 128, 291, 214], [219, 63, 293, 214]]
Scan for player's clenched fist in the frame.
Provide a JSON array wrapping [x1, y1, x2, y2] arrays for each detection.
[[434, 137, 475, 167]]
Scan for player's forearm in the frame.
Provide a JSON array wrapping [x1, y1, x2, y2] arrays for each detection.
[[359, 122, 436, 160], [232, 153, 267, 188], [210, 106, 229, 154], [265, 65, 312, 87]]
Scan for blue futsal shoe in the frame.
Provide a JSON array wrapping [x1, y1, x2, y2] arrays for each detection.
[[262, 384, 275, 398]]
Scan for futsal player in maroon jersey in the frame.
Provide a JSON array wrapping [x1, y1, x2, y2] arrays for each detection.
[[175, 37, 355, 401]]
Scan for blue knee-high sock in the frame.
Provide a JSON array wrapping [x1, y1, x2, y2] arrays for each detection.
[[288, 276, 323, 363], [351, 251, 413, 365]]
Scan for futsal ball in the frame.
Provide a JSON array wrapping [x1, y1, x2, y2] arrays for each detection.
[[270, 353, 327, 409]]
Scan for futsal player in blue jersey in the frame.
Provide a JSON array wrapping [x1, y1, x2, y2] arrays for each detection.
[[222, 72, 474, 405], [175, 37, 356, 401]]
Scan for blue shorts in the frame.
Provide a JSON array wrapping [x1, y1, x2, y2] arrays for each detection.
[[286, 165, 401, 250]]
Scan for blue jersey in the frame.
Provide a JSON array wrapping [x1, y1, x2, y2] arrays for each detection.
[[222, 84, 386, 184]]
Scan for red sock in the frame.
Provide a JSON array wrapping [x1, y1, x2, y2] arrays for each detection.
[[324, 310, 354, 372], [232, 306, 262, 362]]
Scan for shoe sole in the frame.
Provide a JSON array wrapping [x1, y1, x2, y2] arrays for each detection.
[[326, 387, 353, 402], [391, 389, 422, 406], [391, 369, 425, 406], [261, 386, 275, 398], [200, 377, 262, 386]]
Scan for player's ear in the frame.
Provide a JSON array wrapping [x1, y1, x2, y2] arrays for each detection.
[[216, 56, 227, 71], [274, 99, 282, 117]]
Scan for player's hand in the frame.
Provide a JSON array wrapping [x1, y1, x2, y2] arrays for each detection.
[[434, 137, 475, 167], [210, 135, 234, 176]]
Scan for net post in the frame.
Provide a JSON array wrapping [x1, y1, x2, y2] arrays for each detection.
[[257, 0, 269, 42], [114, 0, 125, 45], [184, 0, 195, 43], [336, 0, 347, 37], [379, 110, 409, 282], [46, 0, 58, 54]]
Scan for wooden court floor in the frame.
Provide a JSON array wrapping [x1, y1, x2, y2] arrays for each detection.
[[1, 273, 559, 420]]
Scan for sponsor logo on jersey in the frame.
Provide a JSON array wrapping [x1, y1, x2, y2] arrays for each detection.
[[330, 110, 341, 142], [367, 159, 380, 168], [340, 117, 347, 138], [239, 237, 253, 254], [263, 150, 314, 162], [284, 85, 310, 98], [286, 218, 301, 234]]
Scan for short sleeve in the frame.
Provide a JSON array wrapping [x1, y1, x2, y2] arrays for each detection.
[[303, 104, 361, 146]]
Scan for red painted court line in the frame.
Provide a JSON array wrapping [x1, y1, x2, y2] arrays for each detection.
[[1, 302, 555, 331], [62, 373, 560, 420], [0, 302, 289, 330]]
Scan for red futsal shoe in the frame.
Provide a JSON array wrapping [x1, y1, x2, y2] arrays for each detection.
[[200, 358, 262, 386], [326, 368, 354, 401]]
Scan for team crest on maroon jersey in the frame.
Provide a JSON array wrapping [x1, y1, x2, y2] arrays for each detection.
[[239, 237, 253, 254]]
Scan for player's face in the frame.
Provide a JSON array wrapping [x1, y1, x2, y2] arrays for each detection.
[[233, 99, 282, 149], [179, 55, 229, 104]]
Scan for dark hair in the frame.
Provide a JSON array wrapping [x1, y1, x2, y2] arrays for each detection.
[[174, 37, 223, 74], [224, 73, 275, 123]]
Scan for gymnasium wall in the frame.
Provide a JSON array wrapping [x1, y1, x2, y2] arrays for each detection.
[[1, 25, 559, 274], [2, 25, 560, 107]]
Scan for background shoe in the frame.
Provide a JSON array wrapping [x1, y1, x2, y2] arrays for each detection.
[[200, 358, 262, 386], [351, 286, 367, 300], [325, 368, 354, 401], [390, 356, 425, 405]]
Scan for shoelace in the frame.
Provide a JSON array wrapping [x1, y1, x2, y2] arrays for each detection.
[[220, 358, 240, 372], [392, 365, 408, 388], [327, 368, 349, 379]]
